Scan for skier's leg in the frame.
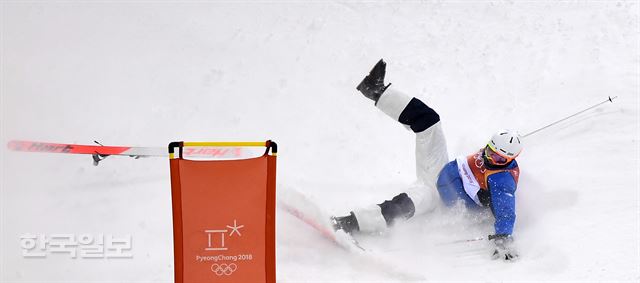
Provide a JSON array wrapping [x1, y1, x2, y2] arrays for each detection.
[[345, 193, 415, 233], [408, 121, 449, 215], [376, 87, 449, 184], [338, 59, 449, 234], [377, 87, 449, 216], [336, 87, 449, 233]]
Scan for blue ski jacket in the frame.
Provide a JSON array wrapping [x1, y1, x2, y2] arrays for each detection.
[[436, 159, 519, 235]]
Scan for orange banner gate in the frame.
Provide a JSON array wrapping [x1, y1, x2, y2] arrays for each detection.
[[169, 141, 277, 283]]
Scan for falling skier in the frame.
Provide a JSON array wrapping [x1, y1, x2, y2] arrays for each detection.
[[332, 59, 522, 261]]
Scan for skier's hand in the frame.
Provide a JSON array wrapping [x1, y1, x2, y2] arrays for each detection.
[[489, 234, 518, 261]]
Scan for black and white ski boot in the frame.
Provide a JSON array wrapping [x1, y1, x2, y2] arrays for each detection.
[[331, 212, 360, 234], [356, 59, 392, 103]]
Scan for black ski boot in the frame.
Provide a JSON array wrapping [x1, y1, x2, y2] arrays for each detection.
[[331, 212, 360, 234], [356, 59, 392, 103]]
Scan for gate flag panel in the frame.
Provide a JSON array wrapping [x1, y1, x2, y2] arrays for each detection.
[[169, 141, 277, 283]]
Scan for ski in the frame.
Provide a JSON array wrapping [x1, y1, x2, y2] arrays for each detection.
[[279, 187, 364, 251], [278, 188, 425, 281], [6, 140, 246, 165]]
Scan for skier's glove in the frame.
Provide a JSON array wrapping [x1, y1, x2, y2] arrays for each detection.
[[489, 234, 518, 261]]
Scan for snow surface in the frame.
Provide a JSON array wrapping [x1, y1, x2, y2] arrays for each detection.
[[1, 1, 639, 282]]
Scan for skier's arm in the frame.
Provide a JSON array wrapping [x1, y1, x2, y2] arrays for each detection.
[[488, 172, 519, 261], [487, 172, 517, 235]]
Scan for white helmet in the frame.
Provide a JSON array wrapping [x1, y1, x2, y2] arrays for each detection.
[[487, 129, 523, 159]]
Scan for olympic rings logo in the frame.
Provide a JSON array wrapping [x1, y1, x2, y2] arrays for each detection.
[[211, 263, 238, 276]]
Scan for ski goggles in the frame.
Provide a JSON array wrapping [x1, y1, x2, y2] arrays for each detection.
[[484, 145, 510, 165]]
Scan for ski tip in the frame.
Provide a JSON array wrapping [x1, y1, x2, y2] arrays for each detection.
[[6, 140, 28, 151]]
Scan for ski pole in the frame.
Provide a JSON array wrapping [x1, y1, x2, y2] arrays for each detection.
[[449, 236, 485, 244], [434, 236, 486, 246], [522, 96, 618, 138]]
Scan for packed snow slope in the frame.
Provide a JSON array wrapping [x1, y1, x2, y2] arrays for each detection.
[[2, 1, 639, 282]]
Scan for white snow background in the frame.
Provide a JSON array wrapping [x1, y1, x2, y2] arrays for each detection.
[[1, 1, 639, 282]]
